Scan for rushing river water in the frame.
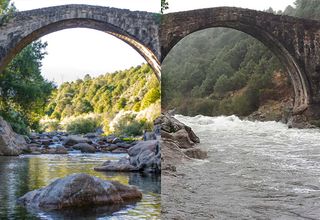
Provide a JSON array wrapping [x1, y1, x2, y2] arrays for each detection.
[[0, 153, 160, 220], [172, 115, 320, 220]]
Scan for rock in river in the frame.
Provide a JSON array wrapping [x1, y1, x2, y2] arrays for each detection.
[[72, 143, 96, 153], [18, 173, 142, 210], [63, 135, 90, 146], [94, 157, 138, 172], [0, 116, 27, 156]]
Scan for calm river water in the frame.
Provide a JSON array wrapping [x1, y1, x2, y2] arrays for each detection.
[[173, 115, 320, 219], [0, 153, 160, 220]]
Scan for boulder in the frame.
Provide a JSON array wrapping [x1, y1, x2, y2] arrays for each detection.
[[143, 131, 157, 141], [83, 132, 99, 139], [100, 135, 117, 143], [41, 146, 68, 154], [99, 144, 118, 152], [95, 140, 161, 174], [18, 173, 142, 210], [161, 129, 196, 149], [158, 113, 206, 175], [111, 148, 128, 153], [94, 158, 138, 172], [39, 138, 51, 146], [72, 143, 96, 153], [128, 140, 161, 173], [115, 142, 132, 149], [63, 135, 90, 146], [155, 113, 200, 144], [52, 136, 60, 142], [0, 116, 27, 156]]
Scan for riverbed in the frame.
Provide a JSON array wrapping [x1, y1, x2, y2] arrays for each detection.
[[0, 152, 160, 220], [162, 115, 320, 220]]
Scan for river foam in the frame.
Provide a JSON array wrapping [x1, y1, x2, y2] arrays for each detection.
[[168, 114, 320, 219]]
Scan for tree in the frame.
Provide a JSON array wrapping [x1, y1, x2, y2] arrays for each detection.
[[0, 40, 55, 134], [161, 0, 169, 14], [0, 0, 15, 24]]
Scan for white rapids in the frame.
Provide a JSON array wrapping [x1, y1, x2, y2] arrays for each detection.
[[173, 114, 320, 219]]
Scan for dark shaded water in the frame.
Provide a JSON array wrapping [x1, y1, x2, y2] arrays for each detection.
[[0, 153, 160, 220]]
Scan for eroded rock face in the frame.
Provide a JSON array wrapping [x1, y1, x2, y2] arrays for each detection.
[[18, 173, 142, 210], [158, 113, 207, 175], [0, 116, 27, 156], [155, 114, 200, 146], [129, 140, 161, 173]]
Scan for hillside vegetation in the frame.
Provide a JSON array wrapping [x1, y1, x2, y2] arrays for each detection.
[[162, 0, 320, 120], [41, 64, 160, 136]]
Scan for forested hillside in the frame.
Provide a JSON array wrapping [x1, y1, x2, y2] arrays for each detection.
[[162, 0, 320, 120], [42, 64, 160, 135]]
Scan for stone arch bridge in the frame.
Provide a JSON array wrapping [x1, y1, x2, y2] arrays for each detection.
[[0, 5, 320, 120], [160, 7, 320, 121], [0, 4, 161, 79]]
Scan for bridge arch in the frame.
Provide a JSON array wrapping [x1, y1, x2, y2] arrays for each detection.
[[0, 5, 161, 80], [160, 7, 316, 114]]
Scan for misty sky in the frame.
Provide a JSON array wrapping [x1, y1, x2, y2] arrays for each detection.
[[12, 0, 295, 85]]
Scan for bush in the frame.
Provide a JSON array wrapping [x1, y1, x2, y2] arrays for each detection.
[[40, 118, 60, 132], [0, 109, 30, 135], [113, 115, 152, 137], [64, 117, 100, 134], [231, 94, 255, 116]]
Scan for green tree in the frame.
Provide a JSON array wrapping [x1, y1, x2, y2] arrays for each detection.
[[0, 41, 55, 134]]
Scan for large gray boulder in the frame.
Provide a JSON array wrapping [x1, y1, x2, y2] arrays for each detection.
[[128, 140, 161, 173], [0, 116, 27, 156], [18, 173, 142, 210], [95, 140, 161, 174]]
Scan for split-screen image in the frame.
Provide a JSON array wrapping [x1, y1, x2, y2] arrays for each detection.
[[0, 0, 320, 219]]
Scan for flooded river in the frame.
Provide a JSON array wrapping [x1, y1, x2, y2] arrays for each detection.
[[165, 115, 320, 220]]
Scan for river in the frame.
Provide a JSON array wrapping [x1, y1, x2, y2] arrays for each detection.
[[0, 152, 160, 220], [166, 114, 320, 220]]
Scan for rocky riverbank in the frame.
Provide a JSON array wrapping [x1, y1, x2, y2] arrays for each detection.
[[0, 116, 27, 156], [24, 132, 139, 155], [160, 113, 207, 219], [159, 113, 207, 175]]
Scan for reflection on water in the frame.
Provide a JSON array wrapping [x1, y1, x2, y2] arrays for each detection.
[[0, 153, 160, 220]]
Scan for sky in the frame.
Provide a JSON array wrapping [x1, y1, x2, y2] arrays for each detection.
[[12, 0, 295, 85]]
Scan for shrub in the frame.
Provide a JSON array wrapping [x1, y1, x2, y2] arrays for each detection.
[[140, 88, 160, 110], [64, 117, 100, 134], [231, 94, 255, 116], [113, 116, 152, 137], [0, 108, 30, 135], [40, 118, 60, 132]]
